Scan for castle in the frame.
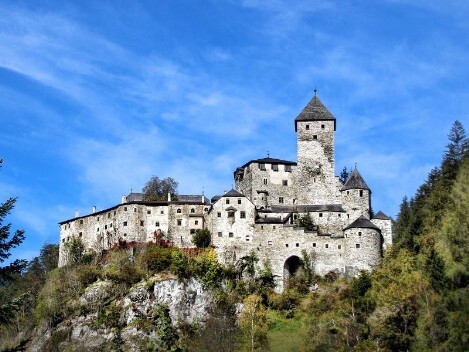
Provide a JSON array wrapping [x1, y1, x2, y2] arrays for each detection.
[[58, 94, 393, 290]]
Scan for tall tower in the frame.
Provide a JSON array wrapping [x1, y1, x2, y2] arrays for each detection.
[[295, 94, 338, 205]]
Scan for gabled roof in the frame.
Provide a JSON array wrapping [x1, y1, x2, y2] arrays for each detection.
[[344, 215, 380, 231], [237, 157, 297, 170], [341, 168, 370, 191], [270, 204, 346, 213], [373, 211, 392, 220], [295, 95, 336, 131], [223, 189, 246, 197]]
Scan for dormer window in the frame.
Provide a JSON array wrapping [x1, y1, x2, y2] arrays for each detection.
[[259, 163, 266, 171], [285, 165, 292, 172], [272, 164, 279, 171]]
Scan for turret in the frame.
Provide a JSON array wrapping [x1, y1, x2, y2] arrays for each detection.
[[295, 93, 339, 205], [371, 211, 393, 249], [340, 167, 371, 220], [343, 215, 381, 276]]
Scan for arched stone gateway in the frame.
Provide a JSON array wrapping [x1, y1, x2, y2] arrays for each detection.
[[283, 255, 302, 285]]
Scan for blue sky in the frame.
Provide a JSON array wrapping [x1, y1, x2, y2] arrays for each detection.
[[1, 0, 468, 262]]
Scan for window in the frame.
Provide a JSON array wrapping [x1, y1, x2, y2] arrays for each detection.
[[313, 135, 318, 140], [114, 211, 116, 215], [246, 235, 250, 242], [261, 225, 264, 230], [228, 211, 235, 218], [240, 211, 246, 219], [338, 213, 341, 217], [347, 191, 349, 195], [226, 199, 230, 204], [155, 222, 160, 227], [218, 232, 222, 237], [273, 226, 276, 230], [217, 212, 221, 218], [338, 245, 342, 249], [123, 233, 127, 237], [296, 243, 299, 247], [356, 243, 360, 248], [263, 178, 268, 185], [259, 163, 266, 170], [268, 240, 272, 246], [133, 208, 136, 213], [272, 164, 279, 171], [108, 213, 111, 218], [177, 208, 182, 213], [124, 207, 127, 211], [279, 197, 284, 204], [319, 213, 323, 217], [79, 220, 83, 225], [190, 229, 196, 234], [313, 243, 316, 247], [325, 243, 329, 248], [282, 180, 288, 186], [306, 124, 310, 130], [321, 124, 325, 129], [160, 210, 164, 214], [97, 228, 99, 232], [285, 165, 292, 172], [147, 210, 151, 214], [359, 190, 364, 197], [177, 219, 182, 226], [97, 216, 100, 221], [79, 232, 82, 237], [191, 208, 195, 213], [109, 223, 113, 228], [358, 231, 362, 236], [140, 221, 144, 226], [229, 232, 233, 238], [195, 220, 198, 225], [285, 243, 289, 247], [105, 225, 107, 230], [238, 198, 242, 204]]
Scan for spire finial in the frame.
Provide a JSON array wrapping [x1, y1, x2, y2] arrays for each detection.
[[130, 187, 133, 194], [314, 86, 317, 96], [354, 163, 357, 169], [267, 150, 270, 157]]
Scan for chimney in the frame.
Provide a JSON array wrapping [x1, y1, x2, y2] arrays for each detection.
[[201, 195, 204, 203], [92, 206, 96, 214], [75, 209, 79, 218], [121, 195, 127, 204], [167, 192, 171, 202]]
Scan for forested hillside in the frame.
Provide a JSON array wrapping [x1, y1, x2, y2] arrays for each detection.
[[0, 121, 467, 351]]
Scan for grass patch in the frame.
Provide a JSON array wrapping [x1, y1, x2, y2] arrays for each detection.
[[267, 309, 304, 352]]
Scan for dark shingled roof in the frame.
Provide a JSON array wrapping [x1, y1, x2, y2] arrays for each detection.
[[270, 204, 346, 213], [344, 216, 381, 231], [295, 95, 336, 131], [126, 192, 144, 202], [237, 157, 297, 170], [341, 168, 370, 191], [223, 189, 246, 198], [373, 211, 392, 220], [177, 195, 207, 203]]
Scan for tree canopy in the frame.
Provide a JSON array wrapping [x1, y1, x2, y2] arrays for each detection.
[[142, 176, 178, 201]]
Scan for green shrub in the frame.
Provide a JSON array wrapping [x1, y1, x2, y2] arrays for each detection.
[[192, 229, 211, 248], [142, 245, 172, 273], [76, 264, 100, 286], [102, 250, 143, 285]]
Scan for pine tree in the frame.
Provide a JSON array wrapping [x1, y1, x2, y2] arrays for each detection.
[[0, 159, 27, 325]]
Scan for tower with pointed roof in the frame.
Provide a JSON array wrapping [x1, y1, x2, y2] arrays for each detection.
[[295, 94, 339, 205], [340, 167, 372, 220]]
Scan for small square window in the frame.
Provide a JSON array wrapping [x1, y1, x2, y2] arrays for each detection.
[[356, 243, 360, 248], [79, 220, 83, 225], [140, 221, 144, 226], [282, 180, 288, 186], [360, 190, 364, 197], [273, 225, 276, 230], [123, 221, 127, 226], [272, 164, 279, 171], [313, 135, 318, 140], [155, 222, 160, 227], [190, 229, 196, 234], [228, 212, 235, 218], [217, 212, 222, 218], [285, 165, 292, 172], [226, 199, 230, 204], [279, 197, 284, 204], [321, 124, 325, 129], [296, 243, 299, 247], [306, 124, 310, 130], [160, 210, 164, 214], [177, 209, 182, 213], [240, 211, 246, 219], [238, 199, 241, 204], [177, 219, 182, 226], [259, 163, 266, 170], [195, 220, 199, 225], [319, 213, 323, 217], [124, 207, 127, 211], [268, 240, 272, 246], [79, 232, 82, 237], [313, 243, 316, 247], [285, 243, 289, 247], [218, 232, 222, 237], [147, 210, 151, 214], [358, 231, 362, 236], [325, 243, 329, 248], [338, 245, 342, 249], [229, 232, 233, 238], [191, 208, 195, 213]]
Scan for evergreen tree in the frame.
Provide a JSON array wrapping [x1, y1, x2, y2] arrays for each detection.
[[339, 166, 350, 184], [0, 159, 27, 326]]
